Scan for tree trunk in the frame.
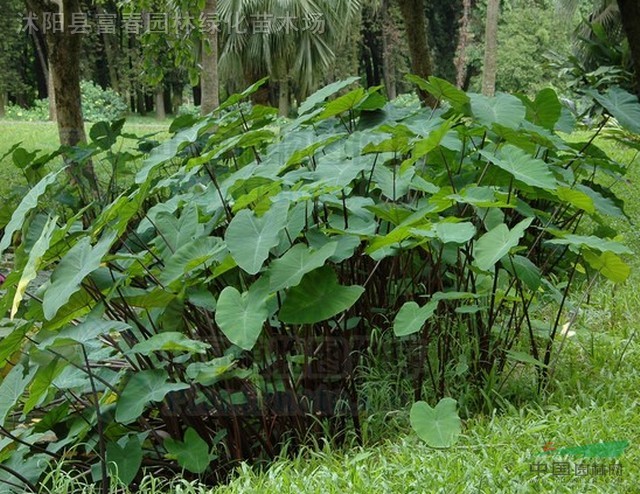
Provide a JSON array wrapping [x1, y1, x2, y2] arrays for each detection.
[[155, 86, 166, 120], [382, 0, 397, 100], [396, 0, 437, 107], [482, 0, 500, 97], [455, 0, 472, 89], [0, 92, 5, 118], [172, 82, 184, 114], [47, 65, 56, 121], [278, 79, 290, 117], [201, 0, 220, 114], [98, 6, 120, 93], [617, 0, 640, 97], [27, 0, 98, 198], [27, 0, 84, 143]]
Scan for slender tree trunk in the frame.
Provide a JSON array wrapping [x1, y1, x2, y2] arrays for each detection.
[[455, 0, 472, 89], [396, 0, 437, 107], [382, 0, 397, 100], [47, 65, 56, 121], [98, 7, 120, 92], [278, 78, 290, 117], [155, 86, 166, 120], [617, 0, 640, 97], [201, 0, 220, 114], [482, 0, 500, 97], [0, 92, 5, 118], [30, 30, 55, 119], [172, 82, 183, 114]]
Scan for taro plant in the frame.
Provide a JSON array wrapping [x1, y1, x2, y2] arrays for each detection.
[[0, 76, 636, 490]]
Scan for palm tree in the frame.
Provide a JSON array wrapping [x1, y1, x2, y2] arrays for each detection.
[[218, 0, 360, 115]]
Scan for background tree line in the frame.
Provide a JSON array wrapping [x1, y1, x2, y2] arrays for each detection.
[[1, 0, 639, 136]]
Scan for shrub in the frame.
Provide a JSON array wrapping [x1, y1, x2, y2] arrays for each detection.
[[177, 103, 201, 116], [3, 99, 49, 121], [1, 82, 128, 122], [80, 80, 128, 121], [0, 78, 635, 489]]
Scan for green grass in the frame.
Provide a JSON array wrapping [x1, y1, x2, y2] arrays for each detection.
[[4, 125, 640, 493], [0, 118, 170, 195]]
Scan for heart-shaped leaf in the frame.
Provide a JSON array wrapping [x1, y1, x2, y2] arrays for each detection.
[[225, 200, 289, 274], [43, 232, 117, 320], [394, 300, 439, 336], [474, 217, 533, 271], [279, 267, 364, 324], [215, 280, 270, 350], [115, 370, 189, 424], [164, 427, 212, 474], [588, 86, 640, 134], [268, 242, 337, 292], [410, 398, 462, 448], [106, 435, 143, 486], [470, 92, 526, 129], [481, 145, 557, 190]]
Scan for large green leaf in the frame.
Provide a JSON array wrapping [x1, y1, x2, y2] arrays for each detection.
[[0, 169, 62, 257], [502, 255, 542, 291], [23, 359, 66, 414], [406, 75, 470, 112], [164, 428, 212, 474], [481, 145, 557, 190], [279, 267, 364, 324], [186, 356, 236, 386], [523, 88, 561, 130], [42, 232, 117, 320], [39, 310, 131, 348], [546, 234, 631, 254], [394, 300, 439, 337], [130, 332, 211, 355], [470, 93, 526, 129], [268, 242, 337, 292], [214, 280, 270, 351], [583, 251, 630, 283], [410, 398, 462, 448], [434, 222, 476, 244], [588, 86, 640, 134], [575, 184, 624, 218], [313, 155, 373, 188], [11, 216, 57, 318], [152, 204, 203, 261], [318, 88, 367, 119], [159, 237, 226, 285], [556, 187, 595, 214], [115, 369, 190, 424], [299, 76, 360, 115], [106, 435, 143, 486], [225, 200, 289, 275], [135, 119, 210, 183], [0, 364, 34, 424], [474, 218, 533, 271]]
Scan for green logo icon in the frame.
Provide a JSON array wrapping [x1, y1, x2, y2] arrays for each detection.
[[539, 440, 629, 459]]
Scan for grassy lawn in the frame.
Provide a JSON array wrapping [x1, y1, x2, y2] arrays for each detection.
[[0, 118, 170, 193], [4, 123, 640, 493]]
